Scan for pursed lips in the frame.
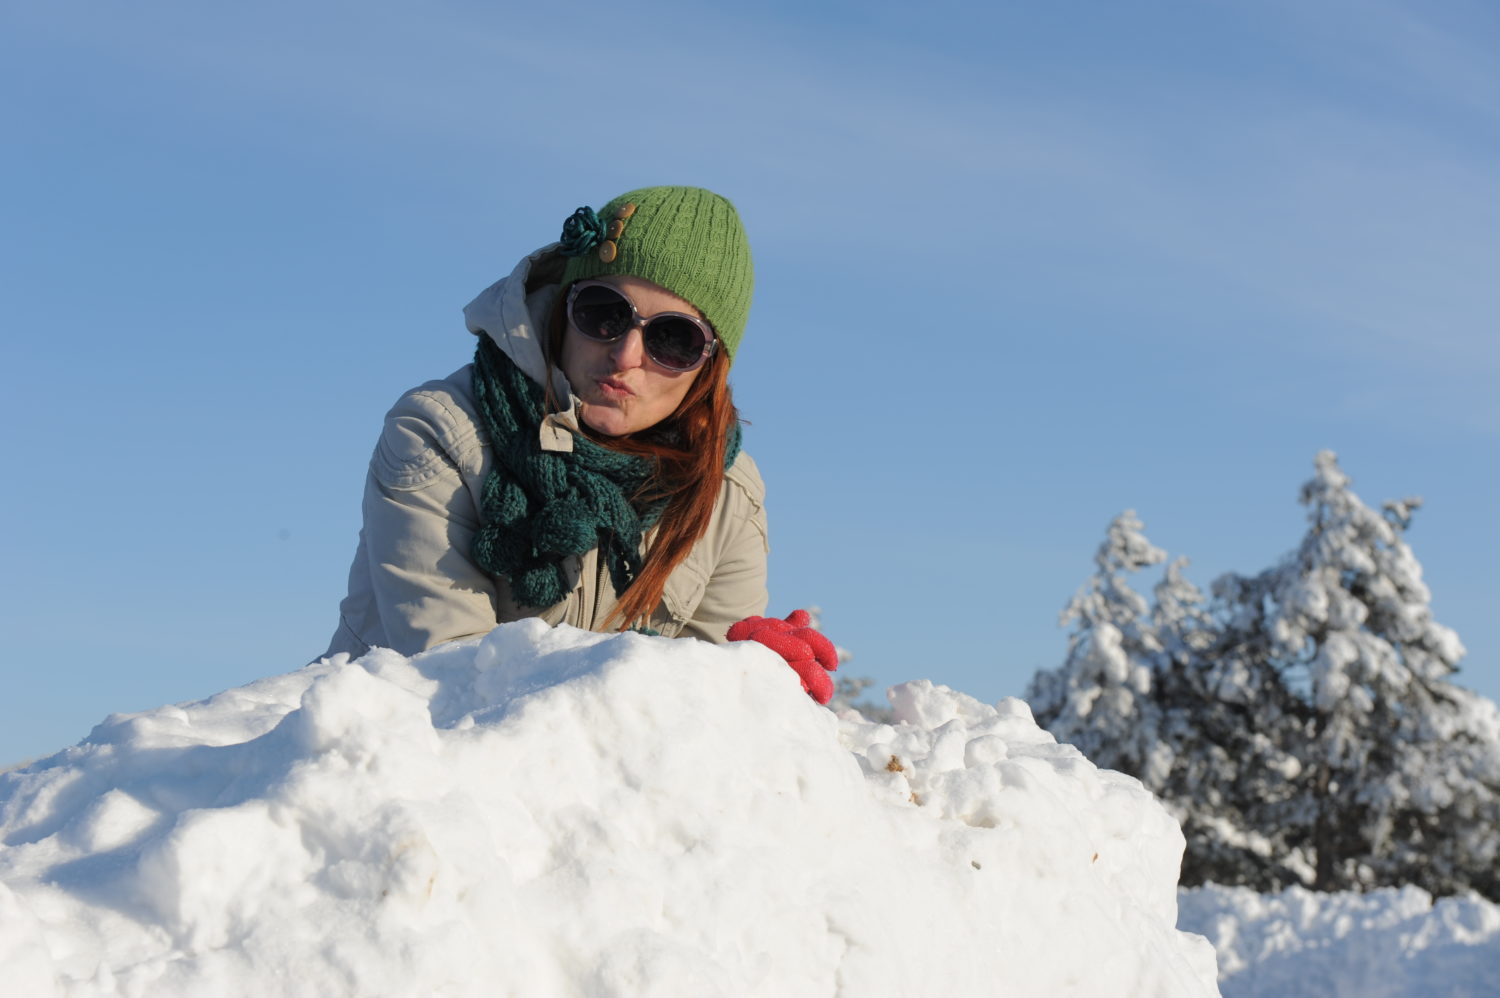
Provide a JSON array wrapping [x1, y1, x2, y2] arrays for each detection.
[[595, 376, 635, 398]]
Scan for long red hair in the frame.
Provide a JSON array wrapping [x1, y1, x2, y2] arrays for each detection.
[[544, 293, 741, 629]]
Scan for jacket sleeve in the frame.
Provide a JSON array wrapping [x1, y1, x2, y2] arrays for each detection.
[[675, 455, 771, 643], [344, 389, 502, 655]]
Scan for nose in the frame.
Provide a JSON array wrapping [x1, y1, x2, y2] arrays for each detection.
[[608, 325, 648, 370]]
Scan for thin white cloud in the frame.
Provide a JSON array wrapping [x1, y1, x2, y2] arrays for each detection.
[[15, 0, 1498, 431], [1265, 0, 1500, 127]]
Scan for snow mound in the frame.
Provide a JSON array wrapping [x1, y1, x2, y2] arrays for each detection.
[[1, 621, 1218, 997], [1179, 883, 1500, 997]]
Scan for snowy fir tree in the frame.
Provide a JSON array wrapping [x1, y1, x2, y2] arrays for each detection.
[[804, 607, 896, 723], [1028, 514, 1305, 891], [1216, 451, 1500, 897], [1167, 564, 1309, 891], [1026, 511, 1170, 780], [1029, 453, 1500, 900], [827, 674, 896, 724]]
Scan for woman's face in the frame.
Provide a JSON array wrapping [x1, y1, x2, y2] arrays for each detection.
[[561, 274, 704, 437]]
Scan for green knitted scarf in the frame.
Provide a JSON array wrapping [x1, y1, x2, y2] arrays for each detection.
[[469, 335, 740, 611]]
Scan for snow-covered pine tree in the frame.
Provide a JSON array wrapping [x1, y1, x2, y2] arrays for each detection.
[[1152, 558, 1216, 670], [806, 607, 896, 723], [827, 674, 895, 724], [1224, 450, 1500, 896], [1029, 453, 1500, 899], [1400, 681, 1500, 900], [1027, 511, 1168, 778], [1030, 515, 1303, 890], [1161, 564, 1308, 891]]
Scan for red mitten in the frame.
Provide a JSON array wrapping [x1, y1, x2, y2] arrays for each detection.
[[727, 609, 841, 704]]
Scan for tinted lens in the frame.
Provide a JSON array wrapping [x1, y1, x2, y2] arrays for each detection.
[[643, 316, 709, 371], [568, 284, 634, 341], [568, 282, 714, 371]]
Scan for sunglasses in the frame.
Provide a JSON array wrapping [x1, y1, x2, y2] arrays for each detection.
[[565, 280, 717, 373]]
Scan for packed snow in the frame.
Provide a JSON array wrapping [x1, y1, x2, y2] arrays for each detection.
[[1179, 884, 1500, 997], [0, 621, 1218, 997]]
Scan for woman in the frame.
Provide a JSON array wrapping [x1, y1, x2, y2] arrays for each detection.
[[325, 186, 838, 701]]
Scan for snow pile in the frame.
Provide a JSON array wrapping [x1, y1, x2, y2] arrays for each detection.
[[0, 620, 1218, 997], [1179, 884, 1500, 997]]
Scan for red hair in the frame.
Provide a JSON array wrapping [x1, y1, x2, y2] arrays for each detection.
[[544, 295, 741, 628]]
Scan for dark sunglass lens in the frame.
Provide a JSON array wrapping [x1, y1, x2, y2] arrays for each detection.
[[645, 317, 708, 370], [569, 285, 633, 340]]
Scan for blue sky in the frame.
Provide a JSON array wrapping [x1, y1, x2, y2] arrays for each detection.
[[3, 0, 1498, 764]]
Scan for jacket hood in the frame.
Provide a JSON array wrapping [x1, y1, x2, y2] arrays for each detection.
[[463, 244, 572, 403]]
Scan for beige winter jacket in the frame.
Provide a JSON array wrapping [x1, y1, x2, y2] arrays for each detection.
[[324, 247, 770, 659]]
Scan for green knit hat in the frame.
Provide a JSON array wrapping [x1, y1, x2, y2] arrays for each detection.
[[557, 186, 754, 362]]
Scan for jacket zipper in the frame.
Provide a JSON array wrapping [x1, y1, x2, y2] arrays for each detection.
[[589, 531, 610, 629]]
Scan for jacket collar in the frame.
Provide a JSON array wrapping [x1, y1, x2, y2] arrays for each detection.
[[463, 245, 582, 453], [463, 244, 573, 402]]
